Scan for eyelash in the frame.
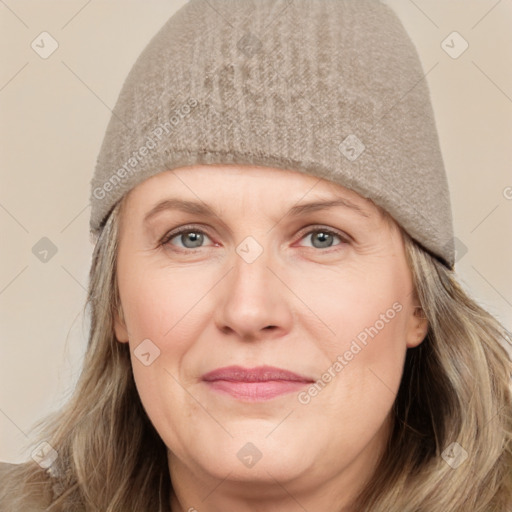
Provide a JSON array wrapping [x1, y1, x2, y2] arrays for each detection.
[[159, 224, 351, 252]]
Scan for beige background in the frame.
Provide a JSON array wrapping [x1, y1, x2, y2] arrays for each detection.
[[1, 0, 511, 463]]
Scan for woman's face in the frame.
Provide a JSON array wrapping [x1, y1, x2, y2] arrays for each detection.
[[114, 164, 428, 507]]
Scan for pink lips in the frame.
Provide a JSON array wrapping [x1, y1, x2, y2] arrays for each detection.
[[201, 365, 314, 401]]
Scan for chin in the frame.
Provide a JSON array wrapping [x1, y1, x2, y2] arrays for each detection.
[[196, 433, 315, 482]]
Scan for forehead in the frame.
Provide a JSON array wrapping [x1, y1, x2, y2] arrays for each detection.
[[116, 166, 399, 248], [115, 165, 401, 254], [122, 163, 381, 215]]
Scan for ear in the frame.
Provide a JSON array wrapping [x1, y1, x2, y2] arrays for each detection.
[[405, 305, 429, 348], [114, 304, 129, 343]]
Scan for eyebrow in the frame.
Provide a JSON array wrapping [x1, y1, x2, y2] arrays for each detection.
[[143, 197, 371, 225]]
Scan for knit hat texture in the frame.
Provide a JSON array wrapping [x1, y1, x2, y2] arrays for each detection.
[[90, 0, 455, 268]]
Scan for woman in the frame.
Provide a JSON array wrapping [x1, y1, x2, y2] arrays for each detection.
[[1, 0, 511, 510]]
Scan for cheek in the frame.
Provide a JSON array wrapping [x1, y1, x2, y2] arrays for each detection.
[[120, 266, 211, 347], [118, 274, 198, 454], [301, 266, 408, 354], [301, 271, 408, 427], [303, 307, 406, 462], [118, 266, 212, 424]]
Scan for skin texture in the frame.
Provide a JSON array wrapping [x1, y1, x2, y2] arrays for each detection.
[[114, 164, 428, 512]]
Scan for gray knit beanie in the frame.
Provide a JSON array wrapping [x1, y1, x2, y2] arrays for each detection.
[[90, 0, 455, 269]]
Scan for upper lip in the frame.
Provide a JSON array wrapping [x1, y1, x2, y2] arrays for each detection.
[[201, 365, 315, 383]]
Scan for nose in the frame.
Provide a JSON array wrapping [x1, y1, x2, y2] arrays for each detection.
[[214, 243, 294, 342]]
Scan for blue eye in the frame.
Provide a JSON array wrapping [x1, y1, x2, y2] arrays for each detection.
[[300, 228, 347, 249], [161, 228, 213, 250], [160, 225, 350, 252]]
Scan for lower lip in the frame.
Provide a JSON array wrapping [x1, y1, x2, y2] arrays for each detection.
[[204, 380, 311, 401]]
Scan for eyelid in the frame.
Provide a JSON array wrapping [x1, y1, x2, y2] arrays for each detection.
[[295, 224, 353, 245], [159, 223, 352, 250], [159, 223, 215, 247]]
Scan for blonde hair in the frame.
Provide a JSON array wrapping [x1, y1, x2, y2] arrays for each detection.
[[1, 198, 511, 511]]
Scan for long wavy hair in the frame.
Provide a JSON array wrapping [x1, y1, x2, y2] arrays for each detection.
[[1, 196, 511, 511]]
